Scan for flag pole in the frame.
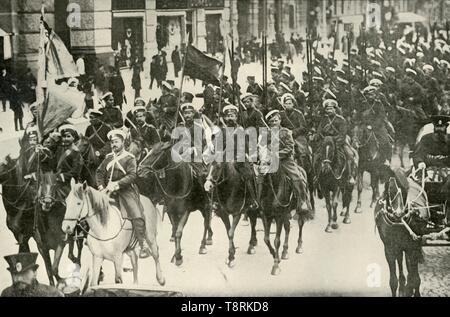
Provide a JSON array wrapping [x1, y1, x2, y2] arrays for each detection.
[[173, 33, 190, 129]]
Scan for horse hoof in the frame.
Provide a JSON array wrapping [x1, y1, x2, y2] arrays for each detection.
[[281, 252, 289, 260], [157, 275, 166, 286], [331, 223, 339, 230], [170, 237, 175, 242], [199, 247, 207, 255], [206, 239, 213, 246], [325, 225, 333, 233], [175, 257, 183, 267], [247, 247, 256, 255], [354, 207, 362, 214], [340, 211, 345, 217], [296, 246, 303, 254], [271, 266, 281, 276], [226, 259, 236, 268], [343, 217, 351, 224]]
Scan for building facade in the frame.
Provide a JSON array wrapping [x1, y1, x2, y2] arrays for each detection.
[[0, 0, 234, 75], [235, 0, 309, 43]]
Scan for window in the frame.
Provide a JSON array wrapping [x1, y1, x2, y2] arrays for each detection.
[[341, 0, 345, 14], [289, 5, 295, 29], [112, 0, 145, 10]]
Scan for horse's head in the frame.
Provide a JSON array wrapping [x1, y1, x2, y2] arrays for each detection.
[[62, 179, 88, 235], [384, 168, 409, 220], [360, 125, 380, 161], [320, 136, 336, 172], [0, 155, 16, 184], [137, 142, 171, 178], [38, 172, 58, 212]]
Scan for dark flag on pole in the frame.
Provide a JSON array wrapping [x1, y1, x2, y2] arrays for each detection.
[[183, 45, 223, 86]]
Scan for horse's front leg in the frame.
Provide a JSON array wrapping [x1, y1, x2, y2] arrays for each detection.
[[296, 216, 305, 254], [385, 247, 399, 297], [397, 251, 406, 297], [281, 214, 290, 260], [271, 217, 283, 275], [331, 189, 339, 230], [52, 242, 66, 282], [226, 214, 240, 268], [91, 256, 104, 287], [370, 171, 380, 208], [354, 170, 363, 213], [199, 208, 211, 255], [113, 254, 124, 284], [324, 192, 333, 233], [342, 184, 352, 224], [125, 249, 139, 285], [173, 209, 190, 267], [247, 210, 258, 255]]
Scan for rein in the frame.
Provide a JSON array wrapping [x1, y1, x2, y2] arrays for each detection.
[[64, 192, 128, 242], [268, 173, 293, 208]]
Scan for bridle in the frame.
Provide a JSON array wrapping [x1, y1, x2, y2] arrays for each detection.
[[63, 190, 127, 242]]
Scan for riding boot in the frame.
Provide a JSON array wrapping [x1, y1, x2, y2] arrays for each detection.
[[292, 180, 312, 214], [14, 119, 18, 132], [246, 179, 259, 210], [132, 218, 151, 259], [347, 160, 356, 185], [19, 117, 24, 130]]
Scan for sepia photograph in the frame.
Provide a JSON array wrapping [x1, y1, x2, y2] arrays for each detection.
[[0, 0, 449, 300]]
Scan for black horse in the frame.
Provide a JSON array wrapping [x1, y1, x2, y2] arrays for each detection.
[[206, 161, 258, 267], [259, 166, 313, 275], [0, 156, 36, 253], [374, 167, 426, 297], [354, 125, 388, 212], [137, 142, 213, 266], [315, 136, 354, 232]]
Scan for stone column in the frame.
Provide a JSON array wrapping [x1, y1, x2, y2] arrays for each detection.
[[225, 0, 239, 48], [11, 0, 56, 74], [144, 0, 157, 78], [196, 8, 207, 51], [266, 0, 276, 41], [70, 0, 114, 71], [250, 0, 259, 39]]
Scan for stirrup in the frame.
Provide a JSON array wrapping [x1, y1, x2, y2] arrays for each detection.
[[139, 246, 151, 259]]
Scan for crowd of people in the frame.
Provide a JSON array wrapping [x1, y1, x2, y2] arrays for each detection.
[[5, 21, 450, 296]]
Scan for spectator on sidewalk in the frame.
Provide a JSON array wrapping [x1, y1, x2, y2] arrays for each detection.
[[172, 46, 182, 78], [149, 55, 157, 90], [109, 66, 126, 110], [0, 67, 10, 112], [131, 56, 143, 99], [9, 77, 24, 131]]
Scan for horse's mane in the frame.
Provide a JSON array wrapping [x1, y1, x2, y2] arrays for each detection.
[[77, 185, 110, 225]]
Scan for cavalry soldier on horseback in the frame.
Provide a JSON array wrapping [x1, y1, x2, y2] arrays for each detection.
[[356, 85, 394, 165], [155, 81, 178, 141], [241, 93, 265, 129], [246, 76, 263, 100], [317, 99, 358, 185], [260, 110, 312, 213], [125, 98, 157, 130], [172, 103, 208, 186], [55, 125, 83, 199], [96, 129, 151, 259], [279, 93, 311, 164], [20, 127, 53, 181], [129, 106, 160, 152], [100, 92, 124, 129], [204, 104, 259, 210], [85, 109, 112, 162]]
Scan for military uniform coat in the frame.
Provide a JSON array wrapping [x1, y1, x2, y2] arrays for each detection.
[[280, 109, 309, 156], [317, 114, 348, 145], [413, 134, 450, 168], [156, 93, 178, 130], [85, 123, 111, 160], [130, 123, 160, 150], [100, 106, 123, 129], [96, 151, 143, 219], [55, 144, 83, 198]]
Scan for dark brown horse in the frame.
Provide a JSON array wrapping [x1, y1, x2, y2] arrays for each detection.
[[0, 156, 36, 253], [374, 167, 425, 297], [259, 166, 313, 275], [137, 142, 213, 266], [36, 172, 71, 284], [314, 136, 354, 232], [206, 161, 258, 268], [354, 125, 388, 213]]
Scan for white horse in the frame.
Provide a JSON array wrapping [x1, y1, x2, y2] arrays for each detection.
[[62, 179, 165, 287]]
